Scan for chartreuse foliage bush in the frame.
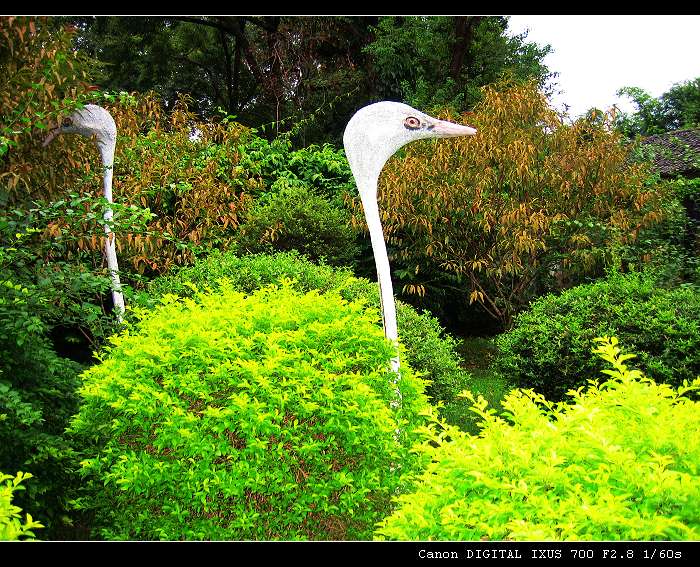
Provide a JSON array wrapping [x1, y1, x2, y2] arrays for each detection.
[[1, 472, 44, 541], [376, 337, 700, 541], [138, 250, 470, 428], [496, 271, 700, 401], [70, 283, 434, 540]]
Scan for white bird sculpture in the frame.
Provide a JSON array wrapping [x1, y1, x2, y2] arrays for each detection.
[[44, 104, 125, 322], [343, 102, 476, 372]]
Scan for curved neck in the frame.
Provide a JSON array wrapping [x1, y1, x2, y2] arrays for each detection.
[[97, 141, 124, 322], [359, 180, 398, 344], [98, 143, 115, 204]]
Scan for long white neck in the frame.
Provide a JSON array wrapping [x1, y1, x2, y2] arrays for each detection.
[[358, 179, 400, 374], [99, 143, 125, 323], [100, 145, 114, 204]]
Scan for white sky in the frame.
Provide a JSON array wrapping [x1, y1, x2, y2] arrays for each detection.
[[506, 15, 700, 119]]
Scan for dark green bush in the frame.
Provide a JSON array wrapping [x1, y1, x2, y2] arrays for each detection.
[[496, 271, 700, 401], [0, 229, 99, 536], [237, 137, 354, 205], [0, 328, 82, 535], [137, 250, 468, 421], [619, 176, 700, 286], [377, 338, 700, 541], [71, 283, 434, 540], [281, 143, 355, 205], [236, 182, 360, 267]]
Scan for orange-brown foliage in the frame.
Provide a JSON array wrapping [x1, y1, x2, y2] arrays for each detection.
[[1, 16, 94, 197], [38, 93, 258, 275], [358, 80, 665, 327]]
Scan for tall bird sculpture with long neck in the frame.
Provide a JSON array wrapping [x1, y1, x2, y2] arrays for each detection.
[[344, 102, 476, 372], [44, 104, 125, 322]]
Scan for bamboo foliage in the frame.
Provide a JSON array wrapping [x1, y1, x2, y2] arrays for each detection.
[[366, 80, 665, 327], [1, 16, 94, 196], [2, 19, 259, 276], [16, 92, 258, 276]]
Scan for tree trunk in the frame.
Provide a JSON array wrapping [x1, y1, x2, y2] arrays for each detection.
[[450, 16, 484, 82], [219, 28, 234, 114]]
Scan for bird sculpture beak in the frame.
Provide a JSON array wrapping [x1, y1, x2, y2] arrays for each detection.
[[431, 119, 477, 137], [43, 128, 61, 147]]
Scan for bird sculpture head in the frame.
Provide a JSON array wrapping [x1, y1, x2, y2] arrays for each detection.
[[41, 103, 124, 321], [43, 104, 117, 162], [343, 101, 477, 357], [343, 101, 477, 197]]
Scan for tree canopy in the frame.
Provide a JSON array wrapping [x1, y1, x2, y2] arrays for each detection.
[[63, 16, 554, 144], [616, 77, 700, 137], [368, 81, 661, 329]]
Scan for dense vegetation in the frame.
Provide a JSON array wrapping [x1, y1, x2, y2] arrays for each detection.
[[70, 284, 434, 540], [496, 271, 700, 400], [66, 16, 554, 144], [1, 16, 698, 541], [137, 250, 471, 429], [373, 80, 662, 329], [616, 78, 700, 137], [377, 338, 700, 541]]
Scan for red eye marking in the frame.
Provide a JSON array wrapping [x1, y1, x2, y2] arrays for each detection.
[[404, 116, 421, 130]]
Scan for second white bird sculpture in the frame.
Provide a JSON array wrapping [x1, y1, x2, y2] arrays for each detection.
[[44, 104, 125, 322], [343, 102, 476, 372]]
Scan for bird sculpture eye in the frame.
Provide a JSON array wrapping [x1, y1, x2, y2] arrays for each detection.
[[404, 116, 421, 130], [62, 117, 73, 127]]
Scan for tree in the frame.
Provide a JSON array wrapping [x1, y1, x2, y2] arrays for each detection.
[[616, 78, 700, 137], [67, 16, 377, 144], [66, 16, 553, 145], [365, 80, 664, 330], [0, 16, 96, 185], [0, 18, 108, 535], [363, 16, 554, 114], [661, 78, 700, 130]]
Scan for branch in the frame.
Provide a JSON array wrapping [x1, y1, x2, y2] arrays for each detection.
[[243, 16, 281, 33], [170, 16, 272, 101]]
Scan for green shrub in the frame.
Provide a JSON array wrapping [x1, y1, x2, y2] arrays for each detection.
[[236, 183, 360, 267], [496, 271, 700, 401], [142, 248, 352, 300], [237, 137, 354, 205], [138, 250, 468, 423], [376, 337, 700, 541], [0, 238, 87, 535], [71, 283, 434, 540], [0, 472, 44, 541], [0, 334, 82, 535], [0, 223, 113, 536], [281, 143, 355, 205], [619, 176, 700, 286]]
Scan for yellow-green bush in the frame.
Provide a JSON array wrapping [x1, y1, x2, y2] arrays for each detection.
[[138, 250, 470, 428], [0, 472, 43, 541], [71, 283, 434, 540], [376, 338, 700, 541]]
